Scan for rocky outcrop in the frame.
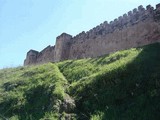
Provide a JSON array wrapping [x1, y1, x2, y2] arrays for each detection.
[[24, 3, 160, 66]]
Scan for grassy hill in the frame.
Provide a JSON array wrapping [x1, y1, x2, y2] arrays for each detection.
[[0, 43, 160, 120]]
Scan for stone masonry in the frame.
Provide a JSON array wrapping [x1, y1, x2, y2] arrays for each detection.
[[24, 3, 160, 65]]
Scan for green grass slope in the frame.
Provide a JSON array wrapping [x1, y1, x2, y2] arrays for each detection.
[[0, 43, 160, 120]]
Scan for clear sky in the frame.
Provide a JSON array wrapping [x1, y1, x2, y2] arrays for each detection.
[[0, 0, 159, 68]]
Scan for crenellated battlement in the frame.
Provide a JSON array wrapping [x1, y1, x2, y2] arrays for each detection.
[[78, 4, 157, 40], [24, 3, 160, 66]]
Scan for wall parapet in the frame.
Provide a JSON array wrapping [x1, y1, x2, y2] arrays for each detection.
[[71, 4, 160, 41]]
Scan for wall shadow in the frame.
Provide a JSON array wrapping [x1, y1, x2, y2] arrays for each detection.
[[74, 43, 160, 120]]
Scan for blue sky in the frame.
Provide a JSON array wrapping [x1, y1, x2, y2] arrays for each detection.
[[0, 0, 159, 68]]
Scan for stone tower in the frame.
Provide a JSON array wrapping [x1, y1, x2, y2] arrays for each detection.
[[24, 50, 39, 65], [54, 33, 72, 62]]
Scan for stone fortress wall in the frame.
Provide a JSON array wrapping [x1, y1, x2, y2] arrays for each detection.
[[24, 4, 160, 65]]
